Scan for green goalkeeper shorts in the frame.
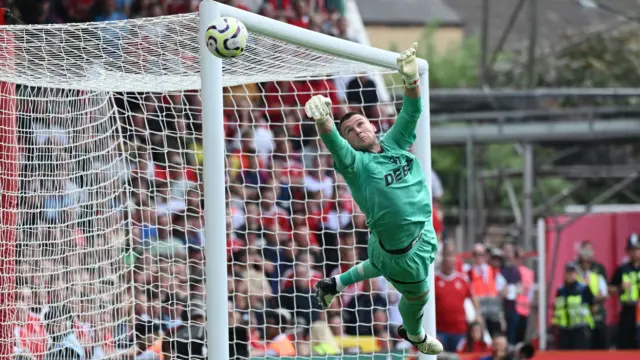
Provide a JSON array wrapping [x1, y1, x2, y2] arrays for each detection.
[[367, 226, 438, 297]]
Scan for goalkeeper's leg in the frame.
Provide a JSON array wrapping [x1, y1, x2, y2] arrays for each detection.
[[314, 259, 381, 309], [366, 229, 442, 355], [393, 282, 443, 355]]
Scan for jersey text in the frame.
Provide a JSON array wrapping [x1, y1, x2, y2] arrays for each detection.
[[384, 158, 414, 186]]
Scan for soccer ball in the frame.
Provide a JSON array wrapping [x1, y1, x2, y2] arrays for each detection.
[[205, 17, 248, 58]]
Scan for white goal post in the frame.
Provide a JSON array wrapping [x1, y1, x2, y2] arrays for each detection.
[[203, 2, 433, 359], [0, 0, 434, 359]]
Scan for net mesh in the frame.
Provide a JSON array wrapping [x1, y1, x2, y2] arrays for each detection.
[[0, 12, 416, 360]]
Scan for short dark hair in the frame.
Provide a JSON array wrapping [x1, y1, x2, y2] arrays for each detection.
[[338, 112, 361, 134]]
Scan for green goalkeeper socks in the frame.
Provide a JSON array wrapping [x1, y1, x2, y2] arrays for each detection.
[[399, 295, 427, 338], [335, 260, 382, 291]]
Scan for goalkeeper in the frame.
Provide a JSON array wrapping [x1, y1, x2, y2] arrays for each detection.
[[305, 43, 442, 355]]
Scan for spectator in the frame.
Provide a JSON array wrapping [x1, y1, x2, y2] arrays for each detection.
[[276, 262, 322, 331], [227, 301, 250, 359], [576, 240, 607, 277], [132, 320, 161, 359], [457, 320, 491, 354], [172, 302, 207, 359], [575, 240, 609, 349], [166, 0, 200, 15], [435, 245, 482, 352], [263, 309, 297, 357], [346, 75, 380, 118], [43, 304, 84, 360], [329, 239, 362, 307], [329, 14, 356, 42], [489, 248, 504, 272], [478, 334, 509, 360], [95, 0, 127, 21], [303, 155, 334, 199], [237, 0, 265, 12], [464, 243, 505, 337], [498, 242, 522, 345], [431, 170, 445, 240], [15, 287, 47, 360], [12, 0, 61, 24], [115, 0, 133, 16], [5, 1, 396, 357], [513, 247, 534, 344], [288, 0, 312, 28], [309, 321, 340, 355], [343, 278, 388, 336], [435, 240, 464, 274]]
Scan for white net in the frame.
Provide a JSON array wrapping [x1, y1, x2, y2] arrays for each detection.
[[0, 11, 417, 360]]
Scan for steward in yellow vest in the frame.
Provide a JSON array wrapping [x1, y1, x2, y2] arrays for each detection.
[[609, 233, 640, 350], [576, 255, 609, 350], [552, 262, 595, 350]]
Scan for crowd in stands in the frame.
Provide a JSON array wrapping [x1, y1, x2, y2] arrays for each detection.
[[4, 0, 347, 26], [435, 241, 536, 357], [4, 0, 547, 360]]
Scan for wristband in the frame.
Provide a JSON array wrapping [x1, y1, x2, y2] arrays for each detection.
[[404, 74, 420, 88], [315, 116, 329, 124]]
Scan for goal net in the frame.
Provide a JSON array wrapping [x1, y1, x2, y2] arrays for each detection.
[[0, 4, 429, 360]]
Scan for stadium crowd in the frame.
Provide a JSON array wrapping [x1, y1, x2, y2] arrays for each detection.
[[4, 0, 547, 360]]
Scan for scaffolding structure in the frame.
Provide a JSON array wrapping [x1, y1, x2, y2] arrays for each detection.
[[420, 88, 640, 251]]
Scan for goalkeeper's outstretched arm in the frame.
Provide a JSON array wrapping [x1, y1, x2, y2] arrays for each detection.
[[383, 43, 423, 150], [305, 95, 357, 171]]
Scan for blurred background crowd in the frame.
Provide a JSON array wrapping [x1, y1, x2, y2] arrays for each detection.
[[4, 1, 640, 360], [8, 0, 429, 359]]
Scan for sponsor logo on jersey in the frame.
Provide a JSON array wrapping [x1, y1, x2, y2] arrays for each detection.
[[384, 158, 413, 186]]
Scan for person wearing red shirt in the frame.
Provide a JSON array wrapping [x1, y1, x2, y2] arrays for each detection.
[[14, 288, 47, 359], [432, 201, 444, 240], [435, 250, 481, 352], [287, 0, 311, 28], [439, 241, 465, 273], [456, 320, 491, 355], [280, 266, 322, 291]]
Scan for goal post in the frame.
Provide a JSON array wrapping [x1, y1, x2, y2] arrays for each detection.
[[199, 2, 228, 359], [207, 2, 434, 359], [0, 0, 435, 358]]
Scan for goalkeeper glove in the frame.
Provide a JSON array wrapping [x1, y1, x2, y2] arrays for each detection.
[[304, 95, 333, 124], [397, 42, 420, 88]]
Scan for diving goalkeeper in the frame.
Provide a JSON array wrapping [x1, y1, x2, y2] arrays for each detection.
[[305, 43, 442, 355]]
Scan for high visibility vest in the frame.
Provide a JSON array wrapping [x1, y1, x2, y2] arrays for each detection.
[[576, 271, 600, 296], [312, 342, 340, 355], [618, 269, 640, 325], [552, 284, 594, 329], [576, 270, 606, 322], [468, 265, 498, 297], [516, 265, 534, 316], [620, 271, 640, 303]]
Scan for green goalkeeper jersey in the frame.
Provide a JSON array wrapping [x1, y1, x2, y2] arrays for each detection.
[[320, 95, 434, 250]]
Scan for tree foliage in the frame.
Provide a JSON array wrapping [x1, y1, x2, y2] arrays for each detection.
[[495, 24, 640, 89], [388, 25, 481, 88]]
